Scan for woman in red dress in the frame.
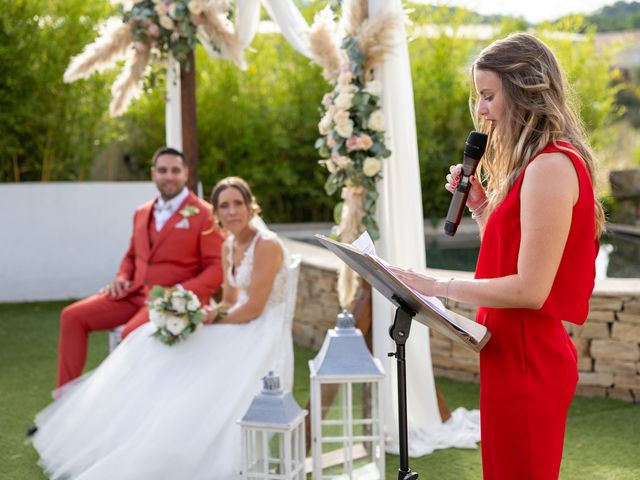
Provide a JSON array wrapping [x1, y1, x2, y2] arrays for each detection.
[[391, 33, 605, 479]]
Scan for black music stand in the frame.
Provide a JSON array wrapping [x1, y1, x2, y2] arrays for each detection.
[[316, 234, 490, 479]]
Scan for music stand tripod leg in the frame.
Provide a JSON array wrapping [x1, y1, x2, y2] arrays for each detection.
[[388, 297, 419, 480]]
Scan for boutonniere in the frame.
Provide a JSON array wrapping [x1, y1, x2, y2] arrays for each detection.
[[179, 205, 199, 218]]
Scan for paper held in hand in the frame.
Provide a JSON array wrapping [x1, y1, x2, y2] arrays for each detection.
[[316, 231, 490, 352]]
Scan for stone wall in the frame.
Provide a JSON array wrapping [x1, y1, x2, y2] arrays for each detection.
[[434, 295, 640, 403], [286, 239, 640, 403], [610, 168, 640, 226]]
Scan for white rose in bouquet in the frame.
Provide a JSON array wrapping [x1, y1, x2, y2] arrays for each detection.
[[171, 292, 187, 313], [186, 295, 200, 312], [149, 309, 168, 328], [166, 316, 188, 336], [148, 285, 204, 345], [363, 157, 382, 177]]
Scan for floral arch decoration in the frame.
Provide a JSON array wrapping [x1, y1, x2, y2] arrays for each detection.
[[309, 0, 402, 244], [63, 0, 246, 117]]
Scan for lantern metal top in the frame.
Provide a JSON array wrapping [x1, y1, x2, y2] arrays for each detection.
[[310, 310, 384, 379], [238, 372, 307, 428]]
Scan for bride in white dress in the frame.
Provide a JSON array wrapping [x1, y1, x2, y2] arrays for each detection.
[[33, 177, 294, 480]]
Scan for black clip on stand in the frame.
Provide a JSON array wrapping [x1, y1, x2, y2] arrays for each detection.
[[388, 294, 419, 480]]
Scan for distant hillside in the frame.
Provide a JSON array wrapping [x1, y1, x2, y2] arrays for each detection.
[[587, 1, 640, 31], [405, 2, 526, 26], [405, 1, 640, 31]]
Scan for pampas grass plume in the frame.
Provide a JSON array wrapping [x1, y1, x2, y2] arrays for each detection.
[[357, 12, 404, 77], [341, 0, 368, 37], [200, 5, 246, 69], [309, 8, 342, 83], [109, 47, 151, 117], [64, 22, 133, 83]]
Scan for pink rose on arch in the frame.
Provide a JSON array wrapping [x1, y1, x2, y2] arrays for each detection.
[[321, 93, 333, 108], [340, 62, 351, 73], [190, 14, 204, 26], [133, 42, 148, 52], [148, 23, 160, 37], [327, 135, 337, 148], [338, 71, 353, 85], [346, 136, 359, 152], [357, 134, 373, 150]]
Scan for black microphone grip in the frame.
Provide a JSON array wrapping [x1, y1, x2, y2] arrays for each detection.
[[444, 163, 478, 236], [443, 131, 488, 236]]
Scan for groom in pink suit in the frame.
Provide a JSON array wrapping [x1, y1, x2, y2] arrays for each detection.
[[57, 147, 224, 387]]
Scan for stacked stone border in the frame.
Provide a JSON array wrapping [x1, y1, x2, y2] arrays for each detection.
[[286, 239, 640, 403]]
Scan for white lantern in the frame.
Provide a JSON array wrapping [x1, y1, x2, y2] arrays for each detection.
[[309, 310, 385, 479], [239, 371, 308, 479]]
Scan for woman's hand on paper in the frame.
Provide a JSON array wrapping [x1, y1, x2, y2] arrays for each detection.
[[388, 266, 447, 298]]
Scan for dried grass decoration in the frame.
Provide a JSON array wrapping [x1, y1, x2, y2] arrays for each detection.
[[310, 0, 403, 243], [63, 0, 245, 117]]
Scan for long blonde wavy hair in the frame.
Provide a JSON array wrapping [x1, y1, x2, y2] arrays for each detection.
[[470, 32, 605, 237]]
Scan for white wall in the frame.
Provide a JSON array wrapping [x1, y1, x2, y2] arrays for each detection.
[[0, 182, 158, 302]]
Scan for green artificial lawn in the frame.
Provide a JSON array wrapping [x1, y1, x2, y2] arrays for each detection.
[[1, 302, 639, 479]]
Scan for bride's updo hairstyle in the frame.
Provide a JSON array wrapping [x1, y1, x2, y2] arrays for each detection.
[[472, 32, 604, 237], [210, 176, 262, 217]]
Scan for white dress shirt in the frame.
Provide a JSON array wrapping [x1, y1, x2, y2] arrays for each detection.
[[153, 187, 189, 231]]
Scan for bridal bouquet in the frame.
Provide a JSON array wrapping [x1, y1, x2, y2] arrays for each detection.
[[147, 285, 204, 345]]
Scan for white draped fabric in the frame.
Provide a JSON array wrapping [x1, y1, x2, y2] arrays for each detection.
[[368, 0, 478, 456], [164, 0, 480, 457], [165, 55, 183, 151]]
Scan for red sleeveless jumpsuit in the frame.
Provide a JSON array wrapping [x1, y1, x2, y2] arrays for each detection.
[[475, 141, 598, 479]]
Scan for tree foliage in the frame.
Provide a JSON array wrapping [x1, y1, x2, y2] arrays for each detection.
[[0, 0, 624, 223], [0, 0, 116, 181]]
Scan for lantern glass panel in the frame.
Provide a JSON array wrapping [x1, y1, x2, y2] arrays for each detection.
[[245, 429, 266, 473], [318, 441, 382, 479], [319, 383, 348, 440], [351, 382, 378, 437]]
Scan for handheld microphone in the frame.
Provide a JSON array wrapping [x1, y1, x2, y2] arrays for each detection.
[[444, 131, 488, 236]]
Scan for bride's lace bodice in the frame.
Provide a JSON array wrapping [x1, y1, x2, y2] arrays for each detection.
[[225, 230, 288, 309]]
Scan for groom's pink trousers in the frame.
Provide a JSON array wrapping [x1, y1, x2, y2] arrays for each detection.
[[57, 292, 148, 387]]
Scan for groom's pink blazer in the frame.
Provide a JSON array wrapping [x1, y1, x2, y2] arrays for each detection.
[[116, 190, 224, 303], [57, 190, 224, 387]]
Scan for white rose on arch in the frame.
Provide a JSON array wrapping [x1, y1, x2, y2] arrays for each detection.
[[159, 15, 175, 31], [335, 119, 354, 139], [318, 113, 333, 135], [188, 0, 205, 15], [367, 110, 385, 132], [337, 83, 357, 94], [334, 93, 354, 110], [363, 157, 382, 177], [365, 80, 382, 97]]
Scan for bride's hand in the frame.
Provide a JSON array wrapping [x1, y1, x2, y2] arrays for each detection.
[[388, 266, 445, 298], [202, 306, 218, 325], [445, 164, 487, 212]]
